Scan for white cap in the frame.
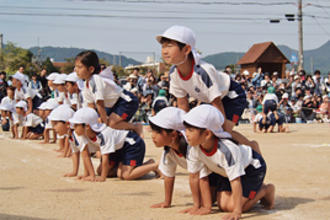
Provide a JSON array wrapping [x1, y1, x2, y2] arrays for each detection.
[[149, 107, 186, 131], [303, 95, 311, 101], [273, 71, 278, 76], [65, 72, 79, 83], [69, 107, 106, 132], [44, 99, 59, 110], [53, 74, 67, 84], [156, 25, 200, 64], [38, 102, 48, 110], [243, 70, 250, 76], [48, 104, 75, 122], [294, 75, 299, 80], [15, 100, 27, 111], [12, 73, 26, 85], [46, 72, 60, 81], [282, 93, 289, 99], [0, 103, 15, 112], [183, 104, 231, 139], [290, 71, 295, 76]]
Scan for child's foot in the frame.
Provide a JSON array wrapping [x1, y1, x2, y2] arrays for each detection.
[[260, 184, 275, 210]]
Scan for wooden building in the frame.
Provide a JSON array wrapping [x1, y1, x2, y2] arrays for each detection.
[[237, 41, 289, 78]]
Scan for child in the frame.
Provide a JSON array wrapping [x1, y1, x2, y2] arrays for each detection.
[[64, 72, 83, 110], [12, 73, 42, 114], [12, 101, 28, 139], [182, 104, 275, 218], [253, 105, 272, 133], [53, 74, 70, 105], [0, 103, 14, 132], [46, 72, 60, 99], [149, 107, 210, 208], [151, 89, 169, 115], [40, 99, 59, 144], [22, 109, 45, 140], [74, 51, 142, 135], [48, 104, 75, 158], [156, 25, 260, 155], [68, 107, 159, 181], [1, 86, 16, 107], [262, 86, 278, 116]]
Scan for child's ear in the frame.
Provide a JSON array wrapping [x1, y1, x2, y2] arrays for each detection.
[[88, 66, 95, 74], [183, 45, 192, 56]]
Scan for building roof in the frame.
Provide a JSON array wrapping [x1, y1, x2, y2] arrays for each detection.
[[237, 41, 289, 65]]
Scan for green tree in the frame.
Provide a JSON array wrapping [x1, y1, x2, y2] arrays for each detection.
[[42, 57, 59, 73]]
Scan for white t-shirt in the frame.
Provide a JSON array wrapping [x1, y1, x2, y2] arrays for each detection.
[[25, 113, 43, 127], [262, 93, 279, 105], [187, 139, 261, 181], [69, 131, 97, 153], [44, 117, 53, 129], [169, 61, 231, 102], [83, 75, 122, 108], [68, 93, 82, 109], [90, 126, 129, 155], [253, 113, 263, 123], [56, 91, 70, 105], [159, 147, 187, 178], [14, 86, 36, 101], [12, 112, 25, 126]]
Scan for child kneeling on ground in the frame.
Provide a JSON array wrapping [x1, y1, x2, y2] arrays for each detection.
[[182, 104, 275, 219], [68, 107, 159, 182]]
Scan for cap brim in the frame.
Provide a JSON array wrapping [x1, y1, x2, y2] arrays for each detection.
[[69, 117, 84, 125], [90, 123, 107, 132]]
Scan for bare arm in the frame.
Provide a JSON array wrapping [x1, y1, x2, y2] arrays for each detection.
[[198, 176, 212, 214], [223, 177, 242, 220], [80, 146, 96, 181], [96, 100, 108, 124], [180, 172, 201, 214], [64, 152, 80, 177], [26, 97, 33, 114], [95, 154, 110, 182], [177, 96, 190, 112], [151, 176, 175, 208]]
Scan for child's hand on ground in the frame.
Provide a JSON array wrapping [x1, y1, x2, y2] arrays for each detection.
[[64, 172, 77, 177], [82, 176, 96, 182], [179, 206, 200, 214], [150, 202, 170, 208], [222, 211, 241, 220], [195, 207, 212, 215], [94, 176, 106, 182]]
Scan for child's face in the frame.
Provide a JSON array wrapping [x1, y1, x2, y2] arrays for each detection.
[[52, 121, 68, 136], [151, 130, 172, 147], [161, 40, 188, 65], [38, 110, 44, 119], [7, 89, 14, 97], [75, 60, 94, 80], [57, 84, 66, 92], [16, 107, 24, 115], [48, 80, 53, 88], [185, 127, 206, 147], [44, 109, 51, 117], [65, 82, 76, 94], [74, 124, 85, 136], [85, 125, 96, 139]]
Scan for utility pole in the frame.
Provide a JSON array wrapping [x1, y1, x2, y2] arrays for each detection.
[[0, 33, 3, 50], [298, 0, 304, 71]]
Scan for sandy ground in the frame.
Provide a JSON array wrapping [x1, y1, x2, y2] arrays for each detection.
[[0, 123, 329, 220]]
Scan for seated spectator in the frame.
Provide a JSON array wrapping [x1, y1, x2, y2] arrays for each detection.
[[301, 95, 317, 123], [29, 74, 43, 94]]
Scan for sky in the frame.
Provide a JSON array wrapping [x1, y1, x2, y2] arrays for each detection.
[[0, 0, 330, 62]]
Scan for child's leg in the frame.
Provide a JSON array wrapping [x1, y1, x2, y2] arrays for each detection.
[[52, 130, 57, 143], [259, 184, 275, 210], [42, 128, 50, 143], [117, 159, 159, 180], [29, 133, 42, 140], [55, 137, 65, 152]]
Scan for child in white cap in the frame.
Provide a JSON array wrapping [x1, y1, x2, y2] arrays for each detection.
[[74, 51, 142, 135], [0, 102, 15, 132], [182, 104, 275, 218], [46, 72, 59, 99], [40, 99, 59, 144], [12, 101, 28, 139], [48, 105, 75, 159], [12, 73, 42, 114], [156, 25, 260, 155], [69, 107, 159, 181], [64, 72, 84, 111], [22, 108, 45, 140], [53, 74, 70, 105], [149, 107, 209, 208]]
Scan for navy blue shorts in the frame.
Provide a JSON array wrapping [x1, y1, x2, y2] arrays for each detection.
[[28, 123, 45, 134], [258, 117, 273, 129], [209, 150, 266, 200], [1, 120, 10, 131], [222, 80, 247, 124], [263, 100, 277, 114], [105, 90, 139, 121], [270, 112, 285, 126], [32, 96, 43, 111], [108, 132, 145, 167]]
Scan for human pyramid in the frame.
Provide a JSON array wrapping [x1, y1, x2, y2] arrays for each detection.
[[0, 25, 274, 220]]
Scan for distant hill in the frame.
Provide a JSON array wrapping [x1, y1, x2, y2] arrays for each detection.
[[29, 46, 141, 67], [204, 41, 330, 74]]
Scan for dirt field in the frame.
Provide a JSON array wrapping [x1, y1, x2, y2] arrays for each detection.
[[0, 123, 329, 220]]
